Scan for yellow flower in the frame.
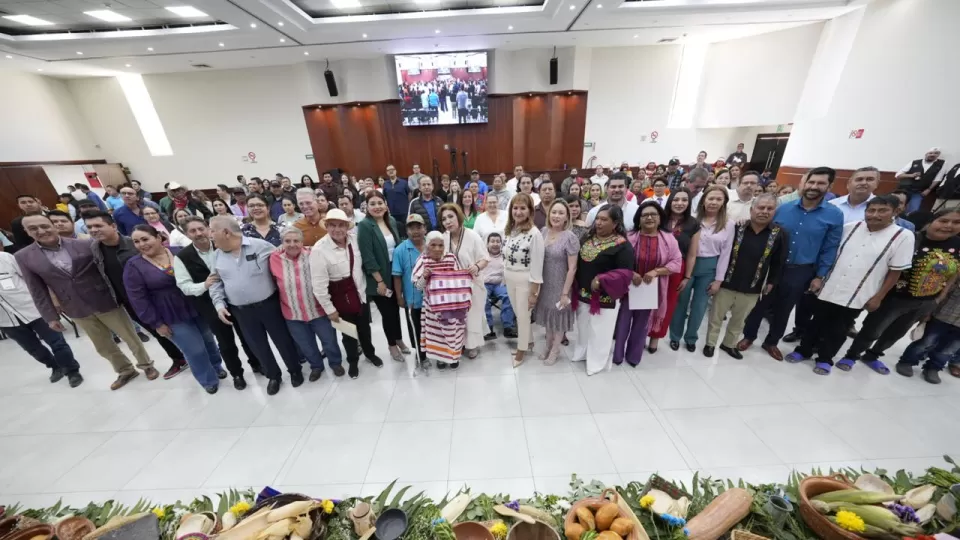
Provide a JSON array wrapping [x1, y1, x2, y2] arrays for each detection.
[[321, 499, 335, 514], [152, 507, 166, 519], [229, 501, 252, 517], [489, 521, 508, 540], [835, 510, 866, 533], [639, 495, 656, 510]]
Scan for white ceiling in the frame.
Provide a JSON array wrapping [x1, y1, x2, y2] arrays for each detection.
[[0, 0, 869, 76]]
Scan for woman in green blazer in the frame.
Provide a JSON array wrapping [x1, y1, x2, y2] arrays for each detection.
[[357, 191, 411, 362]]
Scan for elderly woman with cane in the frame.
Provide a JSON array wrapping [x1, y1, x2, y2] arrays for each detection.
[[414, 231, 471, 370]]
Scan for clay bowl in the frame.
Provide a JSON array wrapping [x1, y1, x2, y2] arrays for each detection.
[[453, 521, 496, 540], [506, 520, 560, 540], [54, 516, 96, 540], [1, 523, 54, 540]]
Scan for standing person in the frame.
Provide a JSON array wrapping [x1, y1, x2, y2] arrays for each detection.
[[392, 215, 428, 367], [560, 168, 582, 195], [532, 182, 557, 229], [229, 188, 249, 218], [408, 176, 442, 232], [726, 171, 759, 223], [705, 194, 787, 359], [311, 209, 384, 378], [414, 232, 468, 366], [480, 232, 517, 340], [277, 198, 303, 227], [293, 188, 327, 246], [890, 190, 918, 231], [316, 170, 339, 203], [739, 167, 844, 360], [441, 203, 490, 359], [839, 208, 960, 374], [56, 193, 79, 221], [586, 184, 604, 211], [826, 166, 882, 224], [338, 193, 365, 224], [270, 227, 343, 380], [212, 199, 237, 221], [123, 225, 226, 393], [898, 285, 960, 383], [113, 185, 161, 236], [0, 251, 83, 387], [515, 174, 541, 207], [930, 161, 960, 211], [726, 143, 749, 167], [506, 165, 524, 193], [489, 175, 515, 211], [300, 174, 316, 190], [174, 216, 261, 390], [474, 192, 508, 241], [16, 214, 158, 389], [503, 193, 545, 366], [241, 195, 282, 247], [192, 190, 214, 214], [129, 179, 151, 203], [534, 200, 581, 365], [459, 190, 479, 229], [76, 183, 108, 212], [357, 191, 410, 361], [572, 205, 635, 375], [567, 195, 589, 239], [668, 185, 735, 352], [383, 164, 409, 225], [590, 166, 609, 189], [786, 196, 913, 374], [896, 147, 945, 214], [408, 164, 426, 196], [104, 185, 125, 212], [456, 87, 469, 124], [141, 206, 173, 246], [216, 184, 234, 206], [49, 210, 87, 240], [208, 216, 305, 395], [614, 201, 682, 366], [168, 209, 194, 248], [86, 213, 189, 379], [10, 195, 46, 252], [665, 158, 685, 192], [586, 173, 638, 231], [643, 178, 669, 208]]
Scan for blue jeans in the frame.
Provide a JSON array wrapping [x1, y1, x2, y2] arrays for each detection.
[[669, 256, 718, 344], [168, 316, 223, 389], [906, 192, 924, 214], [743, 264, 817, 347], [285, 317, 342, 370], [2, 317, 80, 374], [484, 283, 516, 329], [900, 318, 960, 371]]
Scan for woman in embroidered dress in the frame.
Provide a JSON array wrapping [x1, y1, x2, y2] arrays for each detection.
[[414, 231, 468, 369], [572, 205, 636, 375], [533, 200, 580, 365], [503, 193, 545, 367], [441, 203, 489, 359], [613, 201, 682, 367]]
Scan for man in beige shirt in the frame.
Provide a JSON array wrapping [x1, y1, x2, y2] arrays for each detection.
[[727, 171, 759, 222], [293, 187, 327, 246]]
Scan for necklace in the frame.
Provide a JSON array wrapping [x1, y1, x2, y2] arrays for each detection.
[[144, 249, 173, 275]]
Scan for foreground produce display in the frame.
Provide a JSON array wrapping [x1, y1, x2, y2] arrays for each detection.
[[4, 457, 960, 540]]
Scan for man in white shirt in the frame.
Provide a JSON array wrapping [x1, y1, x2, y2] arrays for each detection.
[[590, 165, 609, 189], [505, 164, 524, 193], [830, 166, 880, 223], [784, 195, 914, 375], [726, 171, 759, 222], [895, 147, 945, 214], [586, 173, 637, 231], [643, 177, 670, 209]]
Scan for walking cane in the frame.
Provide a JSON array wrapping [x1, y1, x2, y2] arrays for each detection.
[[405, 305, 428, 377]]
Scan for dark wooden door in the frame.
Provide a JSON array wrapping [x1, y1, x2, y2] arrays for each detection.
[[0, 166, 58, 231], [747, 133, 790, 176]]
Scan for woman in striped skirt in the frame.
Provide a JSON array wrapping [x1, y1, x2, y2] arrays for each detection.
[[414, 231, 468, 370]]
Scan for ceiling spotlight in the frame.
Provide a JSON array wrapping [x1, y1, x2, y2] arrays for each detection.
[[508, 25, 513, 29], [330, 0, 362, 8], [37, 68, 43, 71], [165, 6, 208, 17], [278, 21, 284, 26], [280, 38, 286, 42], [85, 9, 131, 22], [597, 3, 602, 7], [362, 33, 367, 38], [250, 22, 257, 28], [218, 42, 224, 46], [5, 55, 12, 59], [569, 4, 575, 9], [632, 34, 638, 38], [434, 29, 440, 34], [125, 63, 131, 67], [304, 51, 310, 55], [76, 51, 83, 55], [147, 46, 154, 51], [3, 14, 54, 26]]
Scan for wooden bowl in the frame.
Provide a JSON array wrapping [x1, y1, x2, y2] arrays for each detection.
[[453, 521, 496, 540], [798, 476, 865, 540], [563, 488, 640, 540], [1, 523, 53, 540], [54, 516, 96, 540], [506, 520, 560, 540]]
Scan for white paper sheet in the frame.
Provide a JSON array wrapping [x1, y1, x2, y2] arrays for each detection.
[[628, 280, 659, 310], [332, 319, 359, 340]]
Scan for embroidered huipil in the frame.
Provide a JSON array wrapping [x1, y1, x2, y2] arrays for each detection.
[[269, 248, 325, 321]]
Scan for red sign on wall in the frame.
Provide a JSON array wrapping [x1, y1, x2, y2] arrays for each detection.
[[849, 129, 865, 139], [84, 172, 102, 188]]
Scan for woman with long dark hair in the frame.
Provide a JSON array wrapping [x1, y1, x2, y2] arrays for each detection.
[[460, 189, 479, 229], [647, 188, 700, 353], [123, 225, 225, 393], [168, 208, 193, 248], [301, 174, 315, 190], [572, 205, 635, 375], [357, 191, 410, 361]]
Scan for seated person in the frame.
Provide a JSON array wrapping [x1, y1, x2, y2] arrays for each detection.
[[479, 232, 518, 340]]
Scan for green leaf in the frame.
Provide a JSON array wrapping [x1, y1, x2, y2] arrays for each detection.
[[374, 479, 398, 512], [390, 485, 412, 508]]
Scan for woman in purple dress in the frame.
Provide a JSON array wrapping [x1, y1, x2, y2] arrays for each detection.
[[533, 200, 580, 365], [123, 224, 225, 393]]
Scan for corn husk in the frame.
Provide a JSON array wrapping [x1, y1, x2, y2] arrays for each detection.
[[836, 504, 921, 536], [646, 489, 678, 516], [441, 495, 471, 523], [215, 509, 270, 540], [176, 513, 214, 537], [937, 492, 957, 520], [493, 505, 534, 524], [266, 501, 318, 523], [903, 485, 936, 508], [810, 500, 836, 514], [813, 489, 902, 504], [256, 518, 293, 539], [826, 517, 899, 540], [854, 474, 895, 495], [916, 504, 936, 524], [674, 497, 690, 519], [221, 512, 237, 532], [292, 515, 312, 538]]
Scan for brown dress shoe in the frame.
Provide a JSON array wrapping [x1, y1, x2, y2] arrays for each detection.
[[736, 338, 753, 351], [949, 365, 960, 378], [111, 370, 140, 390], [762, 344, 783, 362], [144, 367, 160, 380]]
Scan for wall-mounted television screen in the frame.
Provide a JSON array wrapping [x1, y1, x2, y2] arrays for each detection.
[[395, 51, 488, 126]]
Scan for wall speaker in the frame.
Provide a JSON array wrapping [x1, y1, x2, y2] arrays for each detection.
[[324, 69, 339, 97], [549, 57, 558, 85]]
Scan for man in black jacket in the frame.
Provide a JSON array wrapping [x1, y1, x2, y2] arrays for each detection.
[[9, 195, 45, 253], [896, 147, 945, 214], [407, 176, 442, 232]]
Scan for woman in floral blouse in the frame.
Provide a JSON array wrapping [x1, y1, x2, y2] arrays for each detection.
[[503, 193, 545, 367]]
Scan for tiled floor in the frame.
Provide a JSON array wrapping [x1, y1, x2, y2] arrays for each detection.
[[0, 311, 956, 509]]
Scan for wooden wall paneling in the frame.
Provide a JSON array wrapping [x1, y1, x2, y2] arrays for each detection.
[[0, 166, 58, 229], [92, 164, 128, 189], [777, 166, 899, 196], [560, 94, 587, 170], [0, 171, 18, 232]]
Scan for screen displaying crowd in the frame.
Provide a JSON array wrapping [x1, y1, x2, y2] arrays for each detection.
[[395, 52, 488, 126]]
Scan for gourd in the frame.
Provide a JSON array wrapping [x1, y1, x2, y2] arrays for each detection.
[[596, 531, 620, 540], [594, 504, 619, 531], [683, 488, 752, 540]]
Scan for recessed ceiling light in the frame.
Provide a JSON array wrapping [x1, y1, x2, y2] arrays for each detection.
[[165, 6, 208, 17], [278, 21, 284, 26], [330, 0, 362, 8], [597, 3, 602, 7], [147, 47, 154, 51], [304, 51, 309, 55], [633, 34, 638, 38], [569, 5, 575, 9], [125, 63, 131, 67], [3, 14, 54, 26], [37, 68, 43, 71], [362, 33, 367, 38], [280, 38, 286, 42], [218, 42, 224, 47], [435, 29, 440, 33], [508, 25, 513, 29], [84, 10, 131, 22], [76, 51, 83, 55], [249, 22, 257, 28], [5, 55, 12, 59]]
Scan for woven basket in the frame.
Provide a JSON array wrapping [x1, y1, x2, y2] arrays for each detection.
[[730, 530, 770, 540], [639, 474, 692, 501], [798, 475, 865, 540], [564, 488, 641, 540]]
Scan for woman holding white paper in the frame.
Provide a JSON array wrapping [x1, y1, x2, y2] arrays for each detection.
[[532, 200, 580, 365], [612, 200, 682, 367]]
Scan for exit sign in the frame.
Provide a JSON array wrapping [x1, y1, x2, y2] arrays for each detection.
[[305, 154, 314, 160]]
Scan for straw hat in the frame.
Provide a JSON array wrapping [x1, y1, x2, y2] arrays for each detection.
[[323, 208, 354, 228]]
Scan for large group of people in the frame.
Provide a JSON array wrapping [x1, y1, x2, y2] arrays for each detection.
[[3, 145, 960, 398]]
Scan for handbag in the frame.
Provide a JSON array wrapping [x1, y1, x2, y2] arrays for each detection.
[[910, 321, 926, 341], [425, 269, 473, 312], [328, 245, 362, 316]]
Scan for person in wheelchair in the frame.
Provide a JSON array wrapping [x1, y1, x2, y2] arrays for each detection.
[[479, 232, 518, 340]]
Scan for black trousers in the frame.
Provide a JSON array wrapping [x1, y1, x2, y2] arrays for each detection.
[[2, 317, 81, 374], [743, 264, 816, 347], [403, 307, 427, 362], [371, 294, 403, 346], [120, 301, 184, 365], [194, 299, 261, 377], [795, 299, 860, 366], [230, 294, 302, 380], [791, 292, 817, 335], [341, 302, 377, 365], [844, 295, 936, 363]]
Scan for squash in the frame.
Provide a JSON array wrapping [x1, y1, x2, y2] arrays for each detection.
[[565, 522, 585, 540], [594, 504, 619, 531], [608, 518, 633, 537], [575, 507, 595, 531], [683, 488, 752, 540]]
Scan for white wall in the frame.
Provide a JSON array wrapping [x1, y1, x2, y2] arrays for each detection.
[[696, 23, 822, 128], [0, 72, 101, 163], [783, 0, 960, 170], [68, 64, 315, 191]]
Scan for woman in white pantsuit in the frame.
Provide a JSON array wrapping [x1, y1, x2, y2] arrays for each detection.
[[441, 203, 490, 358], [503, 193, 545, 367]]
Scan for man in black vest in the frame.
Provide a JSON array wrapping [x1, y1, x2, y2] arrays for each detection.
[[171, 216, 262, 390], [930, 160, 960, 212], [896, 147, 944, 214]]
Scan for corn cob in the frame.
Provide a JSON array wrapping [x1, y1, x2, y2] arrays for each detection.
[[812, 489, 902, 504], [835, 504, 922, 536]]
